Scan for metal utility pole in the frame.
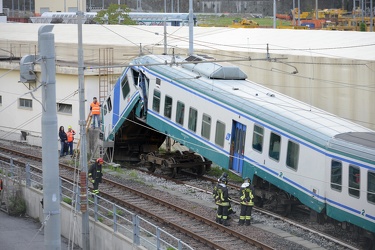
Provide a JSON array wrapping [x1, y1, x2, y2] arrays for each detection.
[[298, 0, 301, 25], [273, 0, 276, 29], [371, 0, 373, 32], [77, 11, 90, 250], [39, 24, 62, 250], [188, 0, 193, 55]]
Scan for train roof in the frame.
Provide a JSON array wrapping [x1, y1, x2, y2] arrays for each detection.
[[134, 54, 375, 163]]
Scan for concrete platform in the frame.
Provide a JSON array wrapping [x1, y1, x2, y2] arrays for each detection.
[[0, 210, 78, 250]]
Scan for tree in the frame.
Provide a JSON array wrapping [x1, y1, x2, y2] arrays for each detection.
[[94, 4, 136, 25]]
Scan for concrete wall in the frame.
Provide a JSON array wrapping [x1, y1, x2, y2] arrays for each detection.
[[22, 185, 143, 250]]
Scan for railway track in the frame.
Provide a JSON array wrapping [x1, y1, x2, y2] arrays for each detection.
[[0, 145, 275, 249], [0, 144, 361, 249]]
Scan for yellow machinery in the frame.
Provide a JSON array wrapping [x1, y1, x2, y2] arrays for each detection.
[[229, 18, 259, 28]]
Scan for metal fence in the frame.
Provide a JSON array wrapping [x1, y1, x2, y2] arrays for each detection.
[[0, 158, 194, 250]]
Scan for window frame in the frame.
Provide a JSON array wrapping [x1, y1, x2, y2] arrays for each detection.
[[348, 165, 360, 198], [367, 171, 375, 204], [331, 160, 342, 191], [19, 98, 32, 109], [56, 103, 72, 115], [188, 107, 198, 132], [252, 124, 264, 153], [164, 95, 173, 119], [215, 120, 225, 147], [121, 75, 130, 100], [175, 101, 185, 126], [201, 113, 211, 140], [286, 140, 299, 171], [268, 132, 281, 161], [152, 89, 161, 113]]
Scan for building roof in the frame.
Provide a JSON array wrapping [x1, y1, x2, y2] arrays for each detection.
[[1, 23, 375, 61]]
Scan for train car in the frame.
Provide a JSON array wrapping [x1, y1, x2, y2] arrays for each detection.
[[102, 54, 375, 247]]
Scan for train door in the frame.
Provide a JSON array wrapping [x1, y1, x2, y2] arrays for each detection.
[[229, 120, 247, 174]]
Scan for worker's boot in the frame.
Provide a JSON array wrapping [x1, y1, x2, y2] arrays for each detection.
[[245, 220, 251, 226], [238, 219, 245, 226], [216, 217, 222, 224], [222, 219, 230, 226]]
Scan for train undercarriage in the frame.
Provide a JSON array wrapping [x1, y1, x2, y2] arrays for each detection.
[[253, 175, 375, 249]]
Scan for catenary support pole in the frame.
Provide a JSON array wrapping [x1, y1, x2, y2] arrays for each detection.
[[77, 11, 90, 250], [188, 0, 193, 55], [273, 0, 276, 29], [39, 24, 62, 250]]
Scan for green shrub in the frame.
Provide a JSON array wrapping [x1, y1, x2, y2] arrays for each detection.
[[8, 196, 26, 216]]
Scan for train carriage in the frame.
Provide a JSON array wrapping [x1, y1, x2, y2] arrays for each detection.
[[102, 54, 375, 247]]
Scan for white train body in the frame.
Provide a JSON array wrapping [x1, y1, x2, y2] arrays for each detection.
[[102, 54, 375, 243]]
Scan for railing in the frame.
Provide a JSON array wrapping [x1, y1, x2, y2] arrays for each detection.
[[0, 157, 194, 250]]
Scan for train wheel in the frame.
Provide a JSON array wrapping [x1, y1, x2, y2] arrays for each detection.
[[147, 163, 156, 173], [192, 155, 206, 176], [168, 157, 178, 178], [269, 192, 291, 217]]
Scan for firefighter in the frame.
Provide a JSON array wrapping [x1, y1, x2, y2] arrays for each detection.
[[220, 172, 236, 216], [88, 158, 104, 196], [213, 175, 230, 226], [238, 177, 254, 226]]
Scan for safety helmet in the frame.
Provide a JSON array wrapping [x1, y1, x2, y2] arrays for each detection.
[[219, 176, 227, 184], [243, 177, 251, 184], [97, 158, 104, 163], [68, 125, 72, 129]]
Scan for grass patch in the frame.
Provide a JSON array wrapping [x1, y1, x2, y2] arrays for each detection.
[[63, 197, 72, 205], [197, 14, 291, 27], [207, 166, 243, 183], [128, 170, 138, 179]]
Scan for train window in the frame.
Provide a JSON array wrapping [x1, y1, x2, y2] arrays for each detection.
[[188, 107, 198, 132], [156, 78, 161, 86], [331, 160, 342, 191], [132, 69, 139, 86], [201, 114, 211, 140], [286, 140, 299, 170], [164, 95, 173, 119], [106, 97, 112, 113], [121, 75, 130, 100], [368, 171, 375, 203], [152, 90, 161, 113], [252, 124, 263, 153], [103, 104, 107, 115], [0, 95, 2, 105], [175, 101, 185, 125], [268, 132, 281, 161], [215, 120, 225, 147], [349, 165, 360, 198]]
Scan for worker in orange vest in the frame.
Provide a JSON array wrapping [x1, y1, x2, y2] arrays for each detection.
[[90, 97, 102, 129], [66, 125, 76, 156]]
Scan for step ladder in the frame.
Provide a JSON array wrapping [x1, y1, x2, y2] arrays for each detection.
[[73, 113, 92, 159]]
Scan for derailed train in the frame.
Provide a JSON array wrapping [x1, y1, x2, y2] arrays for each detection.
[[102, 54, 375, 247]]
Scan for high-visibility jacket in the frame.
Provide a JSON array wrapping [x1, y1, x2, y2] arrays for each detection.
[[239, 183, 254, 206], [66, 130, 75, 142], [214, 183, 230, 206], [90, 101, 101, 115]]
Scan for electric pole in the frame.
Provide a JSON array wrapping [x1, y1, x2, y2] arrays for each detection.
[[39, 24, 62, 250]]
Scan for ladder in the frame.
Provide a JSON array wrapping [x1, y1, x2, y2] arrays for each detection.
[[73, 113, 92, 158]]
